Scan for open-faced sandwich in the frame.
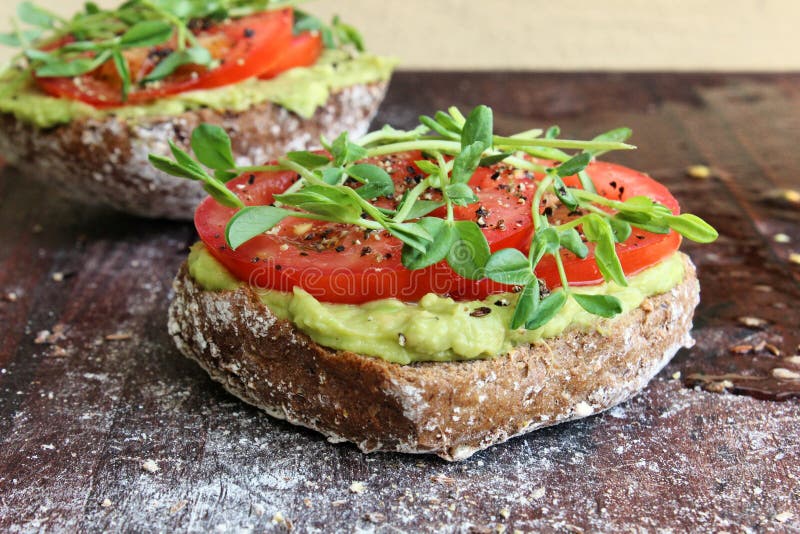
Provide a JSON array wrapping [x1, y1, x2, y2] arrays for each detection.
[[0, 1, 394, 219], [159, 105, 718, 460]]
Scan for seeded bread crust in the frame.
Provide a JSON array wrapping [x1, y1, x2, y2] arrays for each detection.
[[167, 254, 699, 461], [0, 81, 387, 220]]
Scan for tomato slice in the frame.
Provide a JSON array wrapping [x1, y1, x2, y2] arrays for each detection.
[[539, 161, 681, 286], [258, 31, 323, 79], [195, 156, 682, 304], [35, 9, 294, 107], [195, 152, 534, 304]]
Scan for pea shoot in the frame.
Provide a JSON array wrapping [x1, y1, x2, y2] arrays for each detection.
[[148, 104, 719, 331]]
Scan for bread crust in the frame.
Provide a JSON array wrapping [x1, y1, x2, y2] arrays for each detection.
[[0, 81, 387, 220], [167, 254, 699, 461]]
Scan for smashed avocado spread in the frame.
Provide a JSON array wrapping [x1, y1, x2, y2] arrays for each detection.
[[0, 50, 396, 128], [187, 243, 685, 365]]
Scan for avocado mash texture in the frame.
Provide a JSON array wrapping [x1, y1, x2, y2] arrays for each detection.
[[0, 50, 396, 128], [188, 243, 685, 364]]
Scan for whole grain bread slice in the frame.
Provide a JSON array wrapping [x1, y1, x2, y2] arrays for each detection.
[[167, 253, 699, 460], [0, 81, 387, 220]]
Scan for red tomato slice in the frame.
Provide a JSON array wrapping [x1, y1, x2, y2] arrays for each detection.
[[538, 161, 681, 286], [195, 152, 534, 304], [258, 31, 323, 79], [195, 156, 682, 304], [35, 9, 294, 107]]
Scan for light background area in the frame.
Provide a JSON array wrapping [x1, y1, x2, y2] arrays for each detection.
[[1, 0, 798, 70]]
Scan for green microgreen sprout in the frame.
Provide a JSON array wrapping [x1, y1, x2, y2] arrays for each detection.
[[0, 0, 366, 101], [148, 104, 718, 332]]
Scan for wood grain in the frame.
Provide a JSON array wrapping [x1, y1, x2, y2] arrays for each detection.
[[1, 73, 799, 532]]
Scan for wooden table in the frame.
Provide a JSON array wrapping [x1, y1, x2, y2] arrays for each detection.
[[1, 73, 799, 532]]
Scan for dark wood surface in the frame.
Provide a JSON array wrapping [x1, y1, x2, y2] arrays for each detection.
[[1, 73, 799, 532]]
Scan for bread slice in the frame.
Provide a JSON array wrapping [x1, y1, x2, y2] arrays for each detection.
[[167, 253, 699, 461], [0, 81, 387, 220]]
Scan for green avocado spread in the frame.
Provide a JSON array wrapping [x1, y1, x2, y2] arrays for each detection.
[[187, 243, 685, 364], [0, 50, 396, 128]]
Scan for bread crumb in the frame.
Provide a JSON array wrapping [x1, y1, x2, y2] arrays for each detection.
[[686, 165, 711, 179], [738, 316, 768, 328], [574, 401, 593, 417], [774, 233, 791, 243], [532, 487, 546, 499], [51, 346, 68, 357], [672, 371, 681, 380], [4, 292, 17, 302], [772, 368, 800, 380], [34, 330, 50, 344], [499, 507, 511, 519], [780, 190, 800, 203], [35, 325, 67, 345], [303, 498, 312, 508], [101, 498, 112, 508], [349, 481, 366, 494], [52, 272, 64, 282], [705, 380, 734, 393], [790, 252, 800, 265], [775, 511, 794, 523], [784, 356, 800, 365], [432, 474, 456, 485], [170, 500, 188, 514], [496, 524, 506, 533], [106, 332, 133, 341], [271, 511, 286, 525], [141, 459, 160, 473], [251, 503, 265, 516]]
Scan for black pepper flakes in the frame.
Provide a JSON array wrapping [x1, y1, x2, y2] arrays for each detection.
[[490, 171, 501, 180], [248, 174, 256, 185], [470, 307, 492, 317], [275, 264, 282, 271], [361, 246, 372, 256], [335, 245, 345, 253], [243, 28, 255, 38]]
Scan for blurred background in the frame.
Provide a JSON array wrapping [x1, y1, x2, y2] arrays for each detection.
[[1, 0, 798, 70]]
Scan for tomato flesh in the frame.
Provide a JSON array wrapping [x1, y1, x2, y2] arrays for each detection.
[[538, 161, 681, 286], [35, 9, 299, 107], [196, 152, 534, 304], [258, 31, 323, 79], [195, 156, 682, 304]]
